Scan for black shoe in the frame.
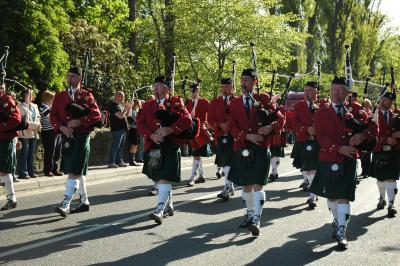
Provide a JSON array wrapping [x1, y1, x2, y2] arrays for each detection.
[[300, 180, 309, 191], [136, 159, 144, 163], [335, 225, 348, 250], [70, 203, 90, 214], [388, 205, 397, 218], [149, 211, 163, 224], [52, 170, 63, 176], [55, 205, 69, 217], [268, 174, 276, 183], [195, 176, 206, 184], [216, 171, 222, 179], [148, 185, 158, 196], [238, 211, 253, 228], [1, 200, 17, 211], [248, 217, 261, 237], [306, 197, 317, 210], [377, 197, 386, 210], [163, 206, 174, 218], [217, 186, 234, 201], [130, 160, 140, 166]]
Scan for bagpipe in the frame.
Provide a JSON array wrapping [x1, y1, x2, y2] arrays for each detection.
[[153, 54, 200, 140], [248, 43, 278, 128], [0, 46, 28, 131], [389, 67, 400, 132], [343, 45, 377, 151]]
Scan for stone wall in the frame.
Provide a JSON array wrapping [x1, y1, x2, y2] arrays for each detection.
[[30, 128, 115, 173]]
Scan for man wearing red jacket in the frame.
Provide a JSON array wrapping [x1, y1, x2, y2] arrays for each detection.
[[50, 67, 102, 217], [137, 76, 192, 224], [310, 77, 378, 250], [208, 78, 237, 200], [370, 92, 399, 217], [186, 83, 212, 186], [291, 81, 320, 209], [0, 83, 21, 210], [228, 69, 285, 236]]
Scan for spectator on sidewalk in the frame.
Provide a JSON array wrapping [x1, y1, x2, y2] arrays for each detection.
[[17, 89, 41, 179], [39, 90, 63, 177], [126, 99, 141, 166], [108, 91, 132, 168]]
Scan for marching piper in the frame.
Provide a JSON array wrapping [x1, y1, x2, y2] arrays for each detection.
[[50, 67, 102, 217], [291, 81, 320, 209], [228, 69, 285, 236], [186, 82, 212, 186], [309, 77, 378, 250], [137, 76, 193, 224], [208, 78, 237, 200], [0, 83, 21, 211], [370, 92, 400, 217]]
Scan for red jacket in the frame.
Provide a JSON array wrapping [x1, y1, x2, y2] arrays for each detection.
[[374, 109, 395, 152], [137, 96, 192, 151], [186, 98, 211, 149], [50, 88, 101, 135], [208, 95, 237, 138], [229, 93, 285, 151], [315, 104, 377, 163], [292, 100, 315, 142], [0, 91, 21, 141]]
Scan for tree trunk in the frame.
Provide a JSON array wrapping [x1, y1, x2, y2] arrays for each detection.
[[128, 0, 139, 68], [163, 0, 175, 76]]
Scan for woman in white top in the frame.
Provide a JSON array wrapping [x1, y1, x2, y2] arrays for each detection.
[[17, 89, 41, 179]]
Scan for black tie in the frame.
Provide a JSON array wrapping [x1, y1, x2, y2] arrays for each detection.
[[384, 111, 389, 123], [336, 104, 343, 120], [245, 96, 251, 114]]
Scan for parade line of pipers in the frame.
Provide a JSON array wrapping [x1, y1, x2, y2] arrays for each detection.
[[1, 43, 400, 251]]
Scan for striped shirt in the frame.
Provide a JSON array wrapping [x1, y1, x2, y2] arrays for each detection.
[[39, 103, 53, 131]]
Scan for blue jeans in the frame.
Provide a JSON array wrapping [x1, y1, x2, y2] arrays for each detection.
[[18, 138, 37, 177], [108, 129, 127, 165]]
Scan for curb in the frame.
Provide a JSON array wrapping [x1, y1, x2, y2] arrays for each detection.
[[2, 157, 216, 195]]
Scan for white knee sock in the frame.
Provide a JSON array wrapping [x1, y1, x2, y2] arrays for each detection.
[[307, 172, 316, 199], [386, 182, 398, 206], [271, 157, 279, 175], [242, 191, 254, 212], [327, 200, 338, 220], [77, 176, 89, 205], [302, 171, 308, 181], [191, 160, 200, 177], [253, 191, 266, 219], [223, 166, 231, 187], [1, 174, 16, 202], [157, 184, 172, 210], [377, 181, 386, 199], [63, 178, 79, 207], [337, 204, 351, 227], [198, 159, 203, 176]]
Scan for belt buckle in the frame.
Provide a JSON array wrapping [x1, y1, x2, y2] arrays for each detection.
[[383, 145, 392, 152]]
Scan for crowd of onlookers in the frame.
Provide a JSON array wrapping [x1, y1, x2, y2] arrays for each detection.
[[5, 87, 147, 183]]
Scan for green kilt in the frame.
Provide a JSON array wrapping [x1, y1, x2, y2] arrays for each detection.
[[61, 134, 90, 176], [192, 143, 212, 157], [291, 141, 303, 169], [310, 159, 357, 201], [214, 135, 233, 167], [143, 139, 181, 182], [300, 140, 320, 171], [228, 145, 271, 186], [270, 145, 285, 158], [0, 139, 16, 174], [370, 151, 400, 181]]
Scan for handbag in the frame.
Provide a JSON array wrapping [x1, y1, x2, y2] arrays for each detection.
[[329, 163, 344, 183], [148, 148, 164, 170]]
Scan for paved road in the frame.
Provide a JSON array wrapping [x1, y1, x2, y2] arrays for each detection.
[[0, 157, 399, 265]]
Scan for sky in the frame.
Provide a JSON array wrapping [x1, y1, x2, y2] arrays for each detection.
[[378, 0, 400, 31]]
